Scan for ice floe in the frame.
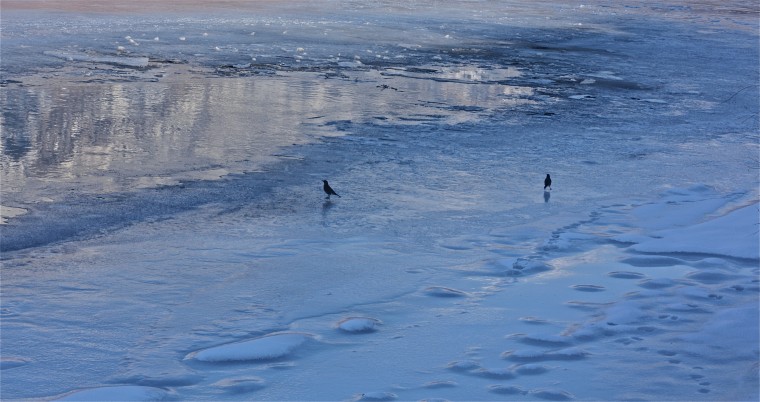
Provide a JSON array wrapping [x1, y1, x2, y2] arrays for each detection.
[[43, 50, 150, 68]]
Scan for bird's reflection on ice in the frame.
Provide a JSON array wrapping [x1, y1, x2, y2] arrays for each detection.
[[322, 200, 335, 226]]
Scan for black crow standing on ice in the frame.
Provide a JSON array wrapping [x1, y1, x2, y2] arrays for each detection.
[[323, 180, 341, 199], [544, 174, 552, 190]]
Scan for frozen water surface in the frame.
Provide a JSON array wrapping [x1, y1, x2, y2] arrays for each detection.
[[1, 0, 758, 400]]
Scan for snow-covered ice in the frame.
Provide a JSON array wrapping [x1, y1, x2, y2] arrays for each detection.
[[337, 317, 382, 333], [186, 332, 315, 362], [1, 0, 758, 400], [54, 386, 175, 401], [630, 203, 759, 260]]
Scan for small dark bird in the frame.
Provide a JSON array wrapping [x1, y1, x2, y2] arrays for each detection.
[[323, 180, 341, 199], [544, 174, 552, 190]]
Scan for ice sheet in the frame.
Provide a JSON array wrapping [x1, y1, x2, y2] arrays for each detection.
[[1, 0, 758, 400]]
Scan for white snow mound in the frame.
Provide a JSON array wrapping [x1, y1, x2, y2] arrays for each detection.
[[337, 317, 382, 333], [54, 386, 170, 401], [186, 332, 313, 362]]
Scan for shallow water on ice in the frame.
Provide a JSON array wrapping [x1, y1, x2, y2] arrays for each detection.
[[1, 0, 758, 400]]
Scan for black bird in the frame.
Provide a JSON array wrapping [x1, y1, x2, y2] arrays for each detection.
[[544, 174, 552, 190], [323, 180, 341, 199]]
